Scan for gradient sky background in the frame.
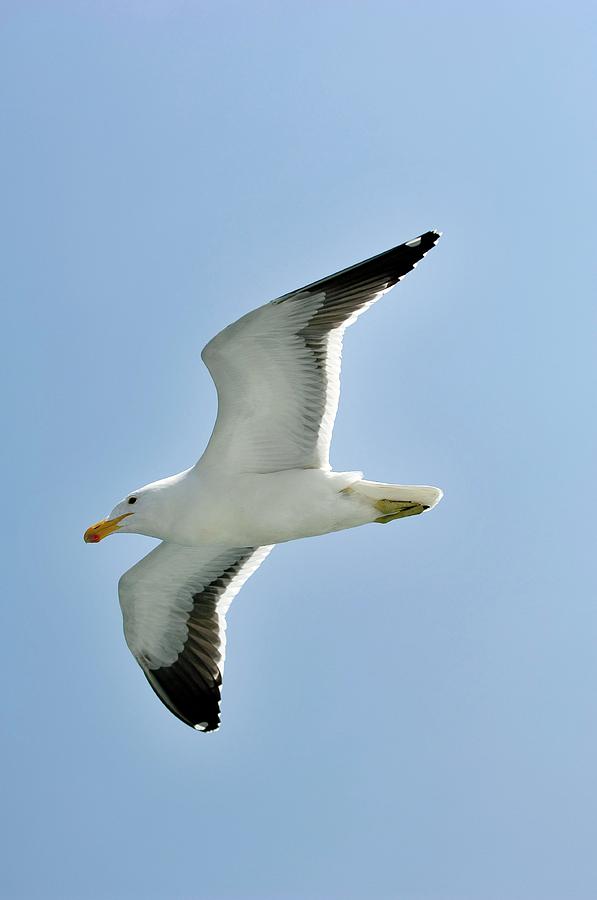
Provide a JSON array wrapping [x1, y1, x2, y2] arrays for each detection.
[[2, 3, 597, 899]]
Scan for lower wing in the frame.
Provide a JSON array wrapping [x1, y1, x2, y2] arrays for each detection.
[[118, 542, 274, 731]]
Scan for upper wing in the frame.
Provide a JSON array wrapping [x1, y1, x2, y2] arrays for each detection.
[[198, 230, 441, 475], [118, 541, 273, 731]]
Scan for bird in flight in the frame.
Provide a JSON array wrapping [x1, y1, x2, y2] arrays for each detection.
[[85, 230, 443, 732]]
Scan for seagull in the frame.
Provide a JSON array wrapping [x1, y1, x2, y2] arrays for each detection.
[[84, 230, 443, 732]]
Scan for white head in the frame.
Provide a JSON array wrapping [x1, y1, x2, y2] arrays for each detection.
[[84, 483, 165, 543]]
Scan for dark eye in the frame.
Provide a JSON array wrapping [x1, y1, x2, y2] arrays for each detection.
[[128, 497, 137, 505]]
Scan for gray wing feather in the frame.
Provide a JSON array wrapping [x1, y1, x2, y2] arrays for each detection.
[[199, 231, 440, 474], [119, 543, 273, 731]]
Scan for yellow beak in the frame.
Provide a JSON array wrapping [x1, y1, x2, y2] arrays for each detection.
[[84, 513, 133, 543]]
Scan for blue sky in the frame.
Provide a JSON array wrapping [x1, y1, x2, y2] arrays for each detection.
[[2, 2, 596, 898]]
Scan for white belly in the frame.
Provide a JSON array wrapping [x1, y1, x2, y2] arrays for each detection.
[[178, 468, 375, 547]]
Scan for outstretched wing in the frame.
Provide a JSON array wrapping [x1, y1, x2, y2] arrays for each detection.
[[199, 230, 441, 475], [119, 542, 273, 731]]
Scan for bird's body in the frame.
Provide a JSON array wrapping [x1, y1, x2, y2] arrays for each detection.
[[135, 467, 365, 546], [127, 467, 441, 547], [85, 230, 444, 731]]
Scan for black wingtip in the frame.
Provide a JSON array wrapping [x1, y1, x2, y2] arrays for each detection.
[[141, 662, 223, 733], [273, 228, 442, 304], [404, 229, 442, 250]]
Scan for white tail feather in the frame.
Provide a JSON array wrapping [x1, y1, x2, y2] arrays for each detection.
[[352, 479, 443, 510]]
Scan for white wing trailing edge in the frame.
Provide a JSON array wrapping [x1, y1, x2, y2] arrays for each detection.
[[199, 230, 441, 475], [119, 543, 273, 731]]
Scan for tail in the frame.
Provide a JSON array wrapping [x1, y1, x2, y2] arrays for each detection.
[[350, 479, 443, 524]]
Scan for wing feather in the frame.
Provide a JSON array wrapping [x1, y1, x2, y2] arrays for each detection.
[[119, 542, 273, 731], [199, 231, 440, 474]]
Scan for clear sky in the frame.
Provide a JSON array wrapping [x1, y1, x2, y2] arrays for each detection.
[[2, 2, 596, 899]]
